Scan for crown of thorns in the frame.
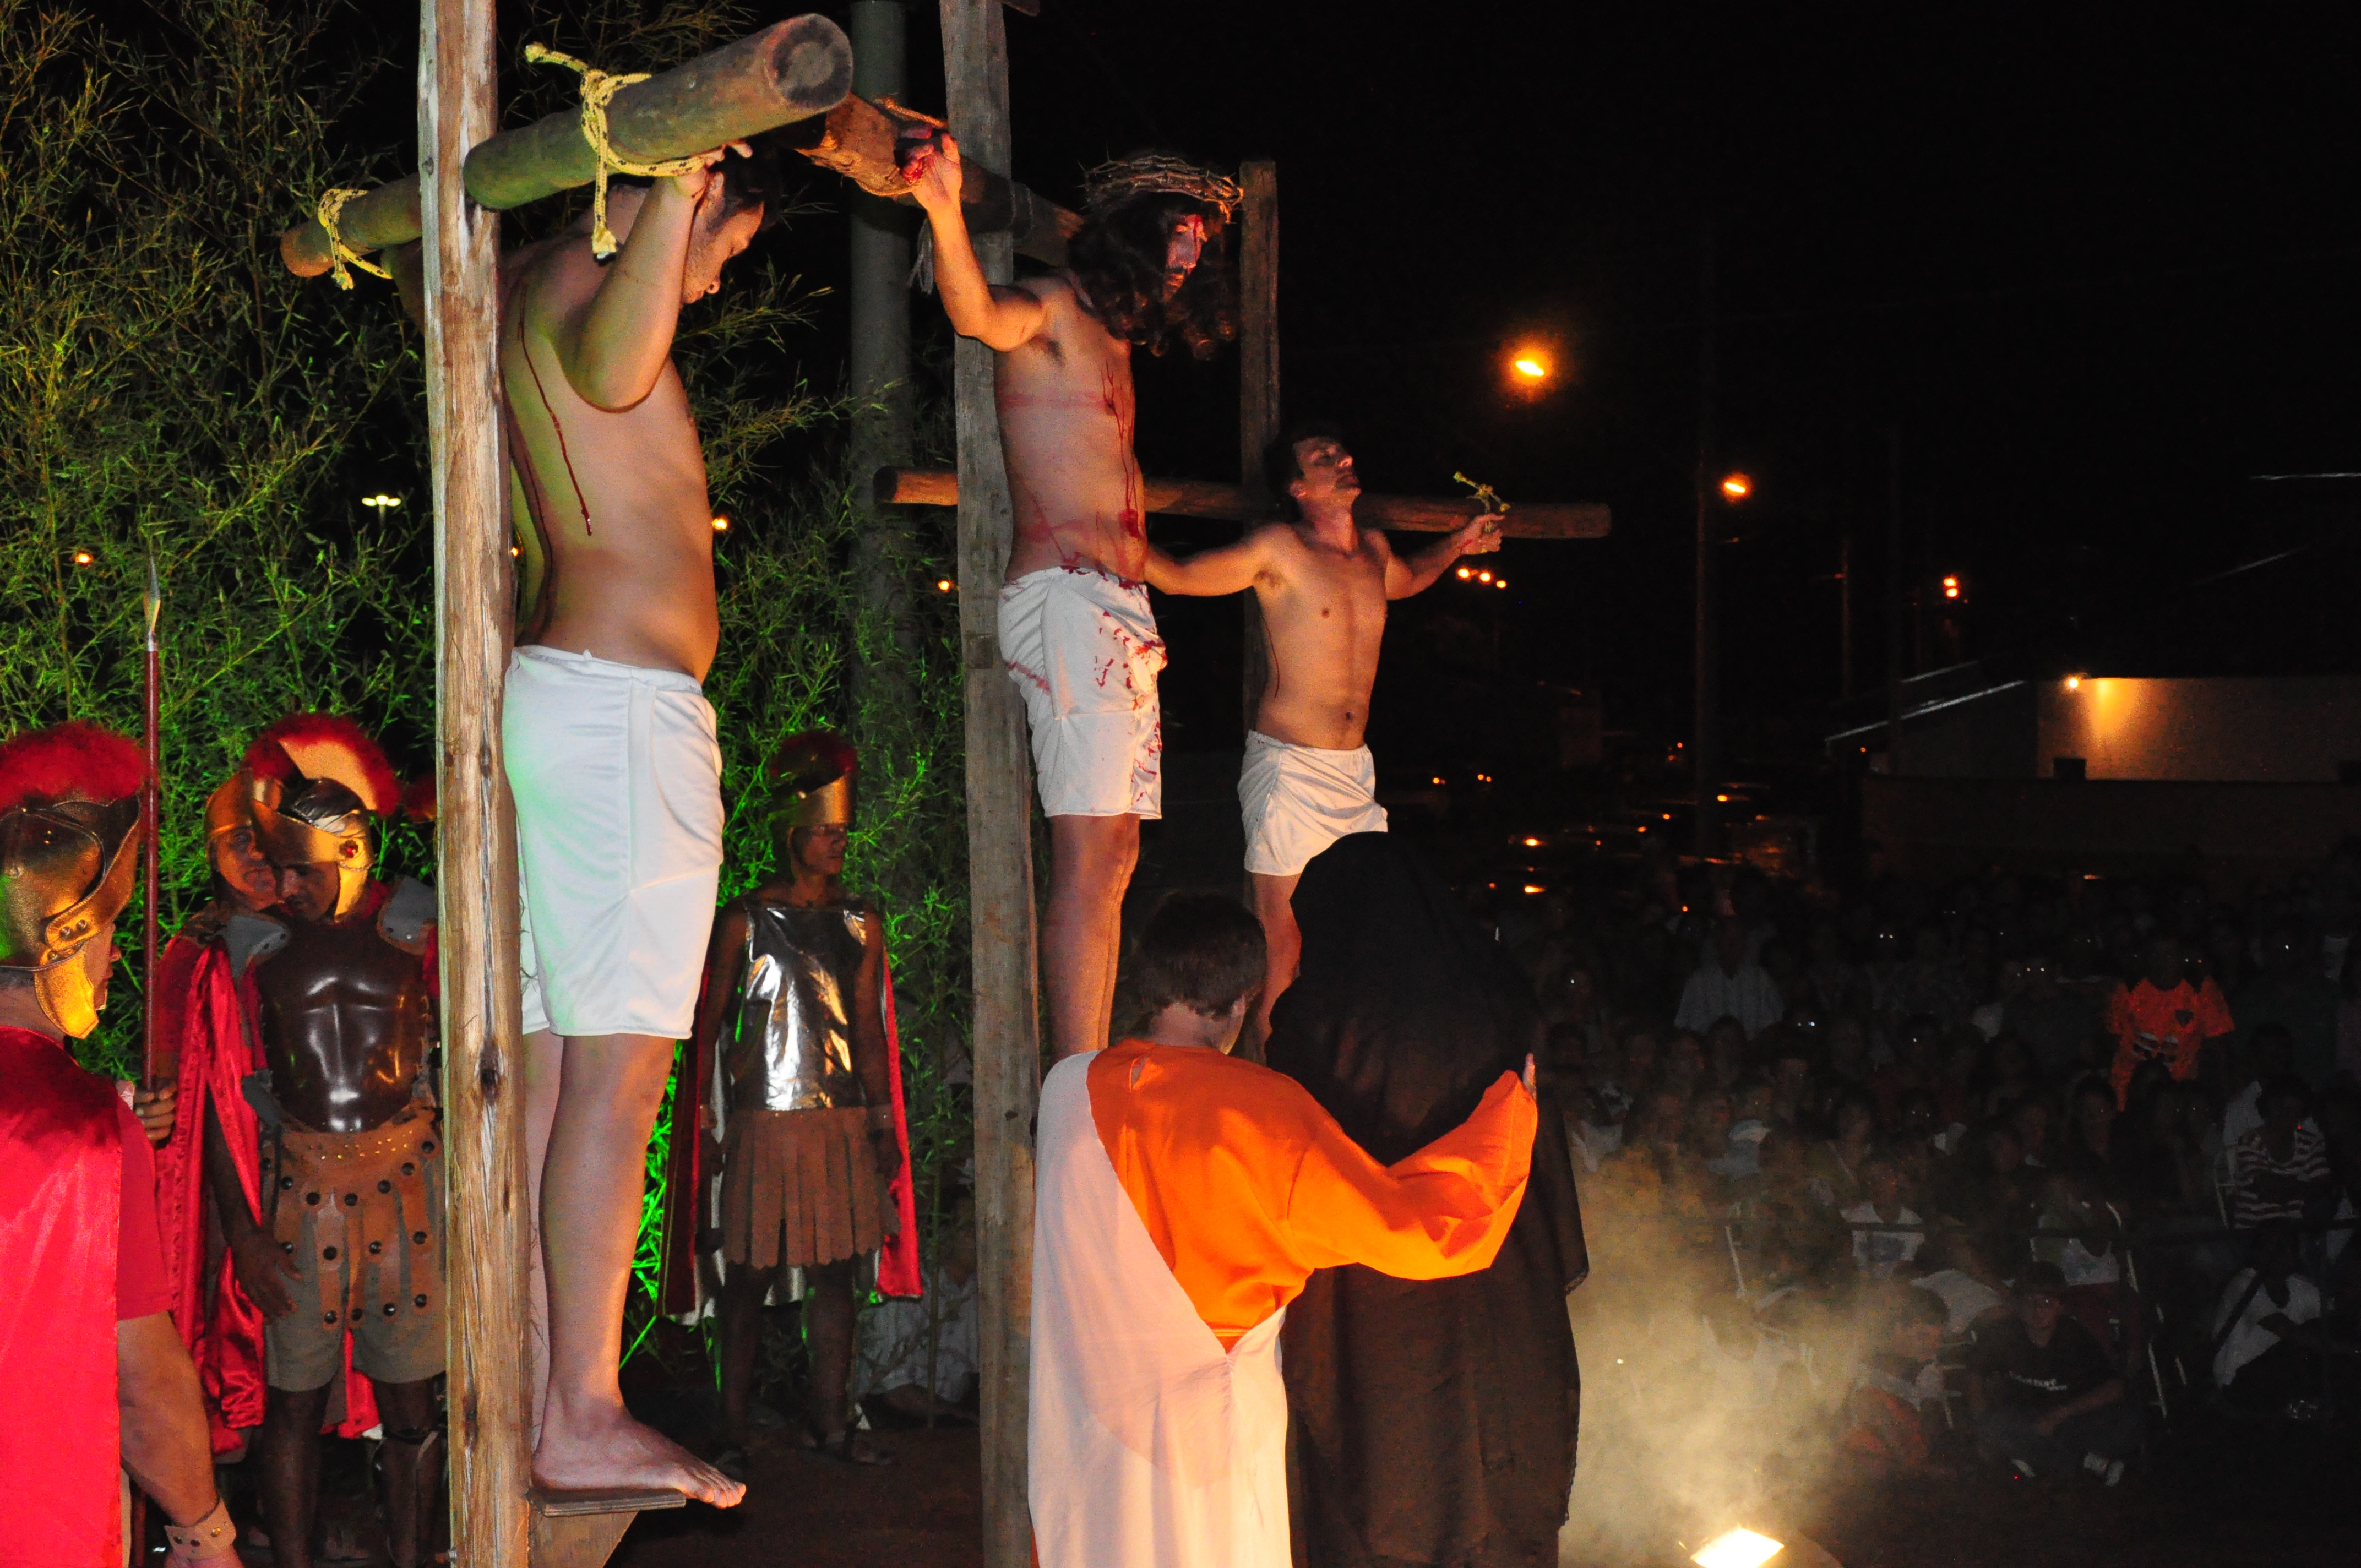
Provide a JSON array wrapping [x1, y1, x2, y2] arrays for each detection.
[[1081, 154, 1242, 220]]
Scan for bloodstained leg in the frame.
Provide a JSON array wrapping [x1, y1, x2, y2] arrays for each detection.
[[1044, 813, 1141, 1059]]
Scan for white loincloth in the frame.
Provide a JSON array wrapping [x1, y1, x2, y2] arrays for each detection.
[[998, 566, 1166, 819], [1237, 730, 1388, 877], [504, 645, 723, 1038], [1030, 1054, 1291, 1568]]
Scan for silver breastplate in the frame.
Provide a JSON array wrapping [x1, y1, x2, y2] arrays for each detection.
[[727, 901, 869, 1113]]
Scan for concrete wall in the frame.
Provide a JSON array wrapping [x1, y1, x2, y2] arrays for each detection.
[[2036, 676, 2361, 782]]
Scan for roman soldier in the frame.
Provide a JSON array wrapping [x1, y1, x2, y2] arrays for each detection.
[[188, 714, 442, 1568], [679, 732, 917, 1472], [0, 721, 232, 1567], [149, 755, 291, 1456]]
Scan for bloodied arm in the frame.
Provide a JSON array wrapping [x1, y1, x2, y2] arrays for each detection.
[[903, 132, 1048, 351], [852, 904, 900, 1180], [202, 1101, 296, 1320]]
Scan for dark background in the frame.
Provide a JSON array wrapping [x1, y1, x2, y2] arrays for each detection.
[[817, 2, 2361, 779]]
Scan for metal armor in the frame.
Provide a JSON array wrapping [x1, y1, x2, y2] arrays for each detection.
[[252, 883, 434, 1134], [725, 900, 870, 1114]]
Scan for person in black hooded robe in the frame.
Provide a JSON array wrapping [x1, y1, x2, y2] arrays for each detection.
[[1267, 832, 1587, 1568]]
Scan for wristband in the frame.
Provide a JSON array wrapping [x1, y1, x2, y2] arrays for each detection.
[[164, 1496, 237, 1565]]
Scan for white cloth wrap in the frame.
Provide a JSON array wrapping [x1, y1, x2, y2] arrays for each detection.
[[998, 567, 1166, 819], [1237, 729, 1388, 877], [504, 645, 723, 1038], [1030, 1054, 1291, 1568]]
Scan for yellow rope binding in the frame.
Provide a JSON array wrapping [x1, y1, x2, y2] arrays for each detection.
[[316, 188, 391, 291], [526, 42, 706, 260]]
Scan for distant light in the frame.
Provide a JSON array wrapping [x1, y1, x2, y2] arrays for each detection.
[[1942, 573, 1960, 600], [1477, 569, 1493, 582], [1522, 884, 1545, 895], [361, 493, 402, 516], [1431, 776, 1445, 785], [1693, 1528, 1783, 1568], [936, 578, 955, 592], [1524, 836, 1543, 847], [2064, 674, 2083, 692], [1663, 813, 1673, 820], [711, 514, 730, 532], [1511, 352, 1549, 382], [1716, 793, 1731, 803], [1720, 473, 1752, 500], [510, 546, 521, 558], [1456, 565, 1472, 579], [72, 549, 95, 566], [1494, 578, 1508, 589], [1477, 772, 1493, 782], [1638, 825, 1647, 833]]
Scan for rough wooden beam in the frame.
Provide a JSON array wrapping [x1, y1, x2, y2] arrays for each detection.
[[875, 467, 1613, 538], [284, 15, 852, 277], [1236, 159, 1279, 746], [797, 92, 1078, 264], [939, 5, 1037, 1566], [419, 0, 530, 1565]]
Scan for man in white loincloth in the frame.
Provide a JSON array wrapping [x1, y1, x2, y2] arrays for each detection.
[[495, 137, 797, 1508], [1144, 423, 1500, 1044], [905, 136, 1236, 1060]]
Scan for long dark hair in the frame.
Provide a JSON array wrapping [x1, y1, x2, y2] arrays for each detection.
[[1068, 193, 1236, 360]]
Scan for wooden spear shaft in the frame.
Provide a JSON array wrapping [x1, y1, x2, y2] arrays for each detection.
[[142, 556, 161, 1091]]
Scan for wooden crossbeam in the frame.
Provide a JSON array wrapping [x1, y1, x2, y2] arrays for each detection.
[[281, 16, 852, 277], [798, 92, 1078, 264], [873, 467, 1613, 539]]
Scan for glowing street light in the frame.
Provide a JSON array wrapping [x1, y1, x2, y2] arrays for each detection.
[[361, 493, 401, 519], [1456, 565, 1472, 579], [936, 578, 955, 593], [1941, 573, 1961, 600], [711, 514, 731, 533], [1511, 351, 1550, 382], [2064, 673, 2084, 692], [72, 549, 95, 567], [1692, 1527, 1784, 1568], [1720, 473, 1752, 500], [1522, 836, 1543, 847], [1494, 578, 1508, 590]]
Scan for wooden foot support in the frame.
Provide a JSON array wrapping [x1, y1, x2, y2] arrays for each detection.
[[527, 1487, 686, 1568]]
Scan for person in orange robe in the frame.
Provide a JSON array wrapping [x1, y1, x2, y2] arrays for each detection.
[[1030, 892, 1537, 1568]]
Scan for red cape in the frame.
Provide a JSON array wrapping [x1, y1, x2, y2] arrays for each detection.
[[0, 1027, 125, 1568], [157, 909, 381, 1446], [660, 957, 920, 1313]]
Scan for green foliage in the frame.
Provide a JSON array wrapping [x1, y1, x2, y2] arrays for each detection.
[[2, 0, 972, 1377], [0, 0, 429, 1079]]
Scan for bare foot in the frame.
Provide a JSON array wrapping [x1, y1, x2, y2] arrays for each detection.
[[534, 1404, 746, 1508]]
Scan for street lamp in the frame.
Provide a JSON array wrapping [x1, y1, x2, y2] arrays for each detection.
[[1720, 472, 1751, 501], [362, 493, 402, 519], [1511, 353, 1549, 382]]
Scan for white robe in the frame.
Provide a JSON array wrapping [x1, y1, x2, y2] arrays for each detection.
[[1029, 1053, 1292, 1568]]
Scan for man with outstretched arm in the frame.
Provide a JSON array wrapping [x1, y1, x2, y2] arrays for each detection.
[[1144, 424, 1499, 1043], [904, 135, 1236, 1059], [499, 140, 790, 1507]]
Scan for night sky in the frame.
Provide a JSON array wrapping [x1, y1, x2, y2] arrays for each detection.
[[846, 4, 2361, 771]]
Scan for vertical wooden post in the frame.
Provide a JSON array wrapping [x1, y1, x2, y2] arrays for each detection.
[[849, 0, 919, 675], [939, 4, 1037, 1567], [422, 1, 531, 1563], [1236, 160, 1279, 736]]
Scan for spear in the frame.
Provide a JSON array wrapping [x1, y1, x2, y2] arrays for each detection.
[[142, 552, 163, 1091]]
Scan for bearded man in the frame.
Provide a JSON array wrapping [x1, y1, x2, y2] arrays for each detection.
[[906, 138, 1236, 1059], [187, 715, 442, 1568]]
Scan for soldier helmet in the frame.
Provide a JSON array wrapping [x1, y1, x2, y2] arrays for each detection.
[[0, 722, 147, 1038], [244, 713, 404, 919], [763, 731, 857, 839]]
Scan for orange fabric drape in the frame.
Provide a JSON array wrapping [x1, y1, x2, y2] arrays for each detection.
[[1088, 1039, 1535, 1348]]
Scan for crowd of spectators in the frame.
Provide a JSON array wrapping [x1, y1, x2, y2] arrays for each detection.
[[1489, 843, 2361, 1490]]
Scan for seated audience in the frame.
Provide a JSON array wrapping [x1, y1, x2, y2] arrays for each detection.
[[1967, 1264, 2141, 1485]]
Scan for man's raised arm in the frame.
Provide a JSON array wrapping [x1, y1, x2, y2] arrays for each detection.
[[1142, 530, 1275, 598], [1383, 515, 1499, 600], [905, 133, 1048, 352], [548, 148, 741, 411]]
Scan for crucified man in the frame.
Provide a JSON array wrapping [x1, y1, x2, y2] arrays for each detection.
[[905, 138, 1238, 1060], [497, 139, 792, 1507], [1145, 424, 1499, 1048]]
